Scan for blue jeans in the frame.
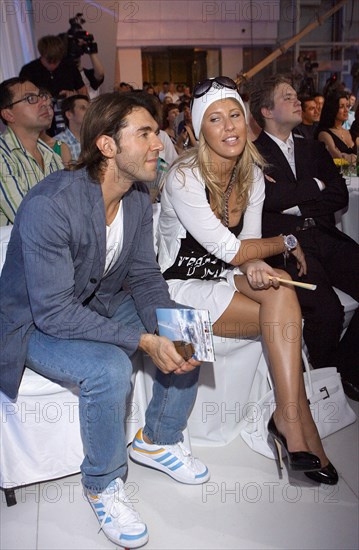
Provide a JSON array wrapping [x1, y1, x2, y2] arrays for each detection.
[[26, 294, 199, 493]]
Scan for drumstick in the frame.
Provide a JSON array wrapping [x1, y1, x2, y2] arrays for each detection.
[[268, 276, 317, 291]]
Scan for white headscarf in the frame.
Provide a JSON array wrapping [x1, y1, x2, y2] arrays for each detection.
[[191, 80, 247, 139]]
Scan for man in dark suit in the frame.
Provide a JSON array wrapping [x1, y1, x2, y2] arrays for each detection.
[[293, 94, 320, 139], [0, 92, 208, 547], [250, 75, 359, 400]]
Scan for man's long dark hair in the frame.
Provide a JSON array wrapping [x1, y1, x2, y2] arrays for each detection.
[[77, 92, 160, 181]]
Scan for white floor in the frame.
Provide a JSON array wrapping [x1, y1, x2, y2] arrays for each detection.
[[1, 398, 358, 550]]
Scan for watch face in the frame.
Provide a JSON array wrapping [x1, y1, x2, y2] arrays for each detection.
[[286, 235, 297, 249]]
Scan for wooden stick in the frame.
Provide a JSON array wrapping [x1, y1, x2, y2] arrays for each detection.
[[268, 276, 317, 291]]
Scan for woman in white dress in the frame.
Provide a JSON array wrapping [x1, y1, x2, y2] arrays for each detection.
[[157, 76, 337, 484]]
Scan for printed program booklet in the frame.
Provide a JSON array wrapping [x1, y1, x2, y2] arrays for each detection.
[[156, 308, 215, 362]]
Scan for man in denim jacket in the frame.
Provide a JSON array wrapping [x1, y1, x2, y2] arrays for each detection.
[[0, 92, 209, 548]]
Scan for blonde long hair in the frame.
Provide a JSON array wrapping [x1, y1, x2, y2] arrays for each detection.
[[170, 101, 265, 221]]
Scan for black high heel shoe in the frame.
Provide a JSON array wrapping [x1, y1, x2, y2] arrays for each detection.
[[268, 414, 321, 473], [305, 462, 338, 485]]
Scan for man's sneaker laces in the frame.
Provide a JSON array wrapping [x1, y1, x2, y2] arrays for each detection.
[[86, 478, 148, 548]]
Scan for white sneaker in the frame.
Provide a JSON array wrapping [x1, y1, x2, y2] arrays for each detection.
[[86, 477, 148, 548], [129, 428, 210, 485]]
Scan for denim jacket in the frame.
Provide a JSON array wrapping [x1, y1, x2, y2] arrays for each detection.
[[0, 168, 174, 398]]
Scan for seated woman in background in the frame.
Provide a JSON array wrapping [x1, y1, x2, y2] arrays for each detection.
[[349, 102, 359, 148], [157, 76, 338, 485], [315, 92, 357, 165]]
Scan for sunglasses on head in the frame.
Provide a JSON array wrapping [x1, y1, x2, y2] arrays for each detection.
[[192, 77, 238, 100]]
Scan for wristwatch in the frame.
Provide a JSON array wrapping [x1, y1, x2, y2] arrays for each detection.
[[282, 234, 298, 253]]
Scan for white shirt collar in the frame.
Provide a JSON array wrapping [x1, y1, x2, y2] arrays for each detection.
[[264, 131, 294, 150]]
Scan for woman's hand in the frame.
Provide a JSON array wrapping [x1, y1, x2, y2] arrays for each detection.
[[242, 260, 282, 290]]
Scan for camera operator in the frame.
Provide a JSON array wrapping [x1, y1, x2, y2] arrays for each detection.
[[64, 14, 104, 99], [298, 57, 318, 97], [19, 35, 88, 135], [75, 51, 104, 99]]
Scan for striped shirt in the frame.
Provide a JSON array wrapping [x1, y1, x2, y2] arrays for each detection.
[[0, 127, 63, 225], [54, 127, 81, 161]]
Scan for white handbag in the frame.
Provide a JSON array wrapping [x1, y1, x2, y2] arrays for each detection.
[[240, 353, 357, 459]]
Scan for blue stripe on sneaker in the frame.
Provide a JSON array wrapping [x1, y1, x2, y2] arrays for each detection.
[[170, 462, 183, 471], [195, 467, 209, 478], [93, 510, 111, 523], [120, 527, 148, 541], [154, 452, 171, 463], [161, 456, 179, 467]]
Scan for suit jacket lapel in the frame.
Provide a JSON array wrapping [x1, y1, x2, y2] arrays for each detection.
[[83, 172, 106, 276], [84, 175, 144, 277], [91, 199, 106, 276], [258, 132, 296, 183], [106, 184, 142, 274]]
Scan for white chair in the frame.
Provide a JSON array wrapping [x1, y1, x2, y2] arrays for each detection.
[[141, 336, 267, 447], [333, 287, 358, 328], [187, 337, 267, 446]]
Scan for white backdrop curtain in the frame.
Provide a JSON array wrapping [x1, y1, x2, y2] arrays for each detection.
[[0, 0, 36, 81]]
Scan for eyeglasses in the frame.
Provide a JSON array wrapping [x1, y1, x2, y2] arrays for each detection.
[[5, 91, 53, 109], [192, 77, 238, 100]]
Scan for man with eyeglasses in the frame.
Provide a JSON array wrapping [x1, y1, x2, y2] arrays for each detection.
[[0, 77, 64, 225], [250, 74, 359, 401]]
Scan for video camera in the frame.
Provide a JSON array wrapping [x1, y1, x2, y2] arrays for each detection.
[[66, 13, 98, 58]]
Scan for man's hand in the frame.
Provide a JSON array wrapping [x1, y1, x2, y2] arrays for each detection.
[[138, 334, 200, 375], [290, 241, 307, 277]]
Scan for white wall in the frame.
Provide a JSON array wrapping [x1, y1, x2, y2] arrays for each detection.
[[115, 0, 279, 86], [116, 48, 142, 90], [116, 0, 279, 47], [222, 48, 244, 81]]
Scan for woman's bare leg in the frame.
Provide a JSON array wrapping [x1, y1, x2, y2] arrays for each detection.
[[213, 271, 327, 462]]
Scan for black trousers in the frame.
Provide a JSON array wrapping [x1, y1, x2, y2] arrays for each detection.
[[268, 227, 359, 383]]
